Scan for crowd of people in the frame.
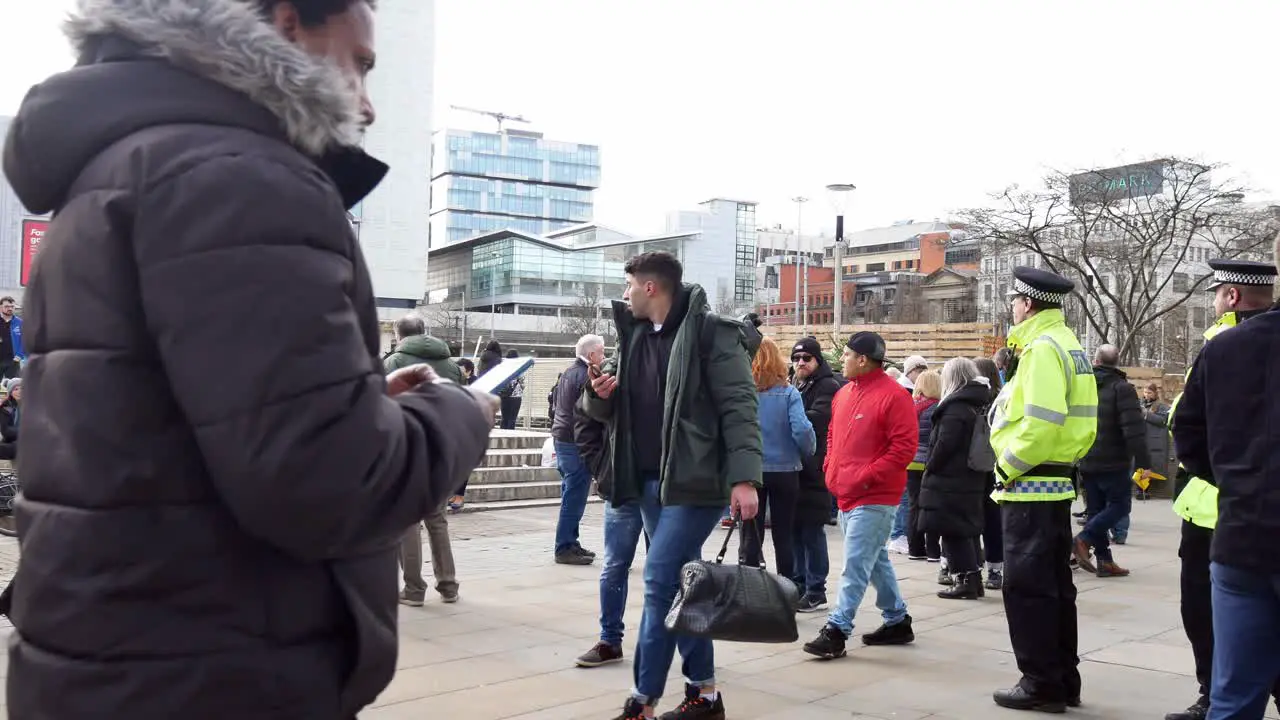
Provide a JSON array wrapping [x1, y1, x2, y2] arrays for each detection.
[[2, 0, 1279, 718]]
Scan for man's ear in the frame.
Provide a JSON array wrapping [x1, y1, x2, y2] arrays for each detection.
[[270, 1, 303, 42]]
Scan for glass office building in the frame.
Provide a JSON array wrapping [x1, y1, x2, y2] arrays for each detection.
[[430, 129, 601, 247], [425, 225, 691, 317]]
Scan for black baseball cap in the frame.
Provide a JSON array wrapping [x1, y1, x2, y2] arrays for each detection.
[[846, 331, 887, 363]]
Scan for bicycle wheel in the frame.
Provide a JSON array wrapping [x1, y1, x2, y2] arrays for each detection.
[[0, 472, 19, 537]]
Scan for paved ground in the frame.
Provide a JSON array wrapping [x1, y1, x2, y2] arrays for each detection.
[[0, 499, 1272, 719]]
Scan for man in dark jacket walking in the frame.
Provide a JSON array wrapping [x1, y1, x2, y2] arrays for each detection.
[[1, 1, 495, 717], [790, 336, 841, 612], [1073, 345, 1152, 578], [552, 333, 606, 565], [585, 251, 761, 720]]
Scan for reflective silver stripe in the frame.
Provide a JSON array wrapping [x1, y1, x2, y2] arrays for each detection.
[[1068, 405, 1097, 418], [1036, 334, 1076, 405], [1002, 449, 1035, 473], [1024, 404, 1067, 425]]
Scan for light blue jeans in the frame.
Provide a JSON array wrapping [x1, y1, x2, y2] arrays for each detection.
[[890, 489, 910, 540], [827, 504, 909, 637]]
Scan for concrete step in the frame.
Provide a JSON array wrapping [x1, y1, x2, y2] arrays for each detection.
[[482, 448, 544, 468], [488, 430, 549, 451], [464, 480, 562, 503], [458, 496, 604, 514], [468, 466, 560, 485]]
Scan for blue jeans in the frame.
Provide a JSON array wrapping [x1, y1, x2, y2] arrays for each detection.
[[1079, 469, 1131, 563], [890, 489, 910, 540], [599, 480, 662, 647], [1209, 563, 1280, 719], [633, 495, 723, 705], [791, 522, 829, 597], [827, 504, 909, 637], [554, 440, 593, 555]]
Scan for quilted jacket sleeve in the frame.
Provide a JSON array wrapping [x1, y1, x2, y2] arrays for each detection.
[[133, 155, 491, 560]]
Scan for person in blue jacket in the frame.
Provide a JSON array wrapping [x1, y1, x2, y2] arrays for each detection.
[[0, 297, 24, 380]]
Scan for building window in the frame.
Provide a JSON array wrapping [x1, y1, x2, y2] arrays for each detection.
[[983, 284, 992, 301], [867, 262, 885, 272]]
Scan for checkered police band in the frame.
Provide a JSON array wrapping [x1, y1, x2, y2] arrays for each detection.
[[1212, 269, 1276, 287], [1012, 278, 1066, 305]]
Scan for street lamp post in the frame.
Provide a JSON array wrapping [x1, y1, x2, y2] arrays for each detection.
[[791, 196, 809, 331], [826, 184, 856, 337]]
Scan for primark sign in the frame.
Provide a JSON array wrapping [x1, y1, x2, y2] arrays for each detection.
[[1068, 161, 1166, 207]]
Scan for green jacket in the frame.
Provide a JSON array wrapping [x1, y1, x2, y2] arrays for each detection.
[[583, 284, 762, 508], [383, 334, 463, 384]]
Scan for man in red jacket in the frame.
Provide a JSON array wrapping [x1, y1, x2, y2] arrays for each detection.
[[804, 331, 919, 660]]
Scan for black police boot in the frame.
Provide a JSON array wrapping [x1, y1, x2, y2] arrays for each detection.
[[1164, 696, 1209, 720], [993, 684, 1067, 714]]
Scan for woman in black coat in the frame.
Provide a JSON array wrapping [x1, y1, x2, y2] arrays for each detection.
[[478, 340, 503, 378], [919, 357, 991, 600]]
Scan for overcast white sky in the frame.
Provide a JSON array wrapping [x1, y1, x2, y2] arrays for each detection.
[[4, 1, 1278, 236]]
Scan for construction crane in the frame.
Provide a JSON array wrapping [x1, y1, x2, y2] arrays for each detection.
[[450, 105, 531, 133]]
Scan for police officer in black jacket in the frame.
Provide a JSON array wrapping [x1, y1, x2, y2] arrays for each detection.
[[1173, 251, 1280, 719]]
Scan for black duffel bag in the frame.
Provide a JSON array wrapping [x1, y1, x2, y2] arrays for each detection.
[[664, 516, 799, 643]]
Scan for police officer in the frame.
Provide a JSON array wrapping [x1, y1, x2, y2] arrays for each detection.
[[1166, 258, 1280, 720], [990, 267, 1099, 713]]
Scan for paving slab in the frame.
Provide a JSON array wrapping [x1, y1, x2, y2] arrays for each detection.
[[0, 498, 1276, 718]]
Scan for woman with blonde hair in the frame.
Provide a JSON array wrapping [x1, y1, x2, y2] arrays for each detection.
[[740, 336, 815, 582], [898, 369, 944, 570]]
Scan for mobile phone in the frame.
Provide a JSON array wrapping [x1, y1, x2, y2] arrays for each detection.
[[470, 357, 535, 395]]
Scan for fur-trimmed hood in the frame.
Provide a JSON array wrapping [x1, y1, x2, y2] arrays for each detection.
[[3, 0, 379, 214], [66, 0, 364, 154]]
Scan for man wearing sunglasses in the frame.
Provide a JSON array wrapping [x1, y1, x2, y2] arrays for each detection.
[[790, 337, 843, 613]]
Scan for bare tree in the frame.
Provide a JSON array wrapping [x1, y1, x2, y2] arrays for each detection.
[[959, 159, 1278, 362], [420, 302, 466, 350], [559, 294, 605, 337], [890, 278, 926, 323], [714, 296, 740, 317]]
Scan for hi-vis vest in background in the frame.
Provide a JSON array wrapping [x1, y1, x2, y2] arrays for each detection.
[[990, 309, 1099, 502], [1169, 312, 1244, 530]]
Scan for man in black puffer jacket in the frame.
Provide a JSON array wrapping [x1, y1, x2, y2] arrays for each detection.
[[1, 1, 495, 717], [1073, 344, 1151, 578], [790, 336, 844, 612]]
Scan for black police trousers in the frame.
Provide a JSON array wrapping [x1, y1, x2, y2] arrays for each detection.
[[1002, 499, 1079, 701], [1179, 519, 1280, 703]]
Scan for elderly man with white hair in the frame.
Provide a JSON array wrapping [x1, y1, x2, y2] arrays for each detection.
[[551, 334, 607, 566]]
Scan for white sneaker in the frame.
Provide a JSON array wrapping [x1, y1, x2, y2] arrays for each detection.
[[887, 537, 910, 555]]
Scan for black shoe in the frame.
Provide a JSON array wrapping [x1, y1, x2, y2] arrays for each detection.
[[555, 550, 594, 566], [862, 615, 914, 646], [658, 683, 726, 720], [1165, 696, 1209, 720], [613, 697, 647, 720], [575, 641, 624, 668], [803, 623, 848, 659], [985, 569, 1004, 591], [992, 685, 1066, 713], [796, 593, 828, 613], [572, 545, 597, 558], [937, 566, 954, 585], [937, 571, 981, 600]]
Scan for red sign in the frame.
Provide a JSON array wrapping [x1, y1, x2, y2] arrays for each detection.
[[21, 219, 48, 287]]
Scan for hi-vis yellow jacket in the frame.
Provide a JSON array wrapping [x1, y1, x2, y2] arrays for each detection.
[[1169, 312, 1243, 530], [990, 309, 1099, 502]]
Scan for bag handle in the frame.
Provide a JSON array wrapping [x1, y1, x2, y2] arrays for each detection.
[[714, 512, 767, 570]]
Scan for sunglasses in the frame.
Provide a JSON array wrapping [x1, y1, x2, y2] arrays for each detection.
[[792, 354, 815, 363]]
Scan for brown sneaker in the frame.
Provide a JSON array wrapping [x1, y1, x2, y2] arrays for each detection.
[[1096, 561, 1130, 578], [575, 641, 624, 668], [1071, 536, 1097, 573]]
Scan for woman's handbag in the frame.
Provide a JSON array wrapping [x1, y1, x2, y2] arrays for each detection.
[[664, 516, 800, 643]]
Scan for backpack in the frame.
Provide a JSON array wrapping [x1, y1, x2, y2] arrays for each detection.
[[967, 407, 996, 472], [698, 311, 763, 364], [547, 371, 563, 422]]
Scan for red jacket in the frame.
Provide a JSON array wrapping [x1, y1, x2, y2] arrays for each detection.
[[824, 368, 919, 511]]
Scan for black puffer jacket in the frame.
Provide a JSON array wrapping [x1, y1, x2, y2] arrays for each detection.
[[1, 2, 491, 718], [551, 358, 591, 443], [1080, 365, 1152, 473], [795, 361, 843, 525], [919, 381, 990, 537]]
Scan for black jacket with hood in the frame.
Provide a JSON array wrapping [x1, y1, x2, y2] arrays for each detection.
[[0, 1, 491, 717], [795, 359, 842, 525], [1080, 365, 1152, 473], [918, 380, 991, 537]]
